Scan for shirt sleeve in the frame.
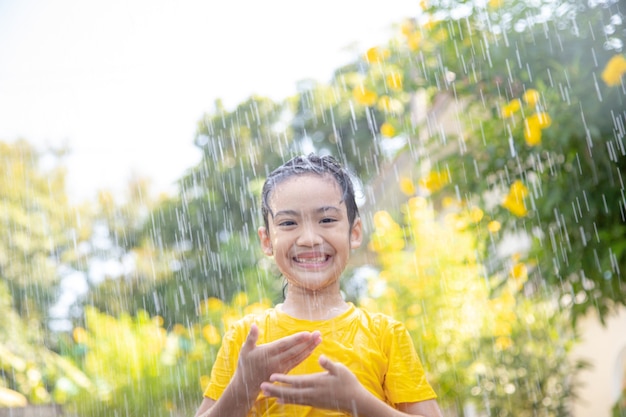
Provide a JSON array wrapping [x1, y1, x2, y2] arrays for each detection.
[[203, 320, 246, 400], [381, 318, 437, 404]]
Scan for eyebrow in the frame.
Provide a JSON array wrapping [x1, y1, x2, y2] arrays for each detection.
[[273, 206, 342, 218]]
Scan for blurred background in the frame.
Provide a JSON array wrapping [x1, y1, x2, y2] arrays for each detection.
[[1, 0, 625, 416]]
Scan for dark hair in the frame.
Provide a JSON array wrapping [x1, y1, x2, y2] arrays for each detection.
[[261, 153, 360, 231]]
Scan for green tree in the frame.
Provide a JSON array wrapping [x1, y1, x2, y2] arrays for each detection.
[[356, 0, 625, 322], [71, 180, 181, 323], [0, 140, 74, 322], [122, 97, 290, 325], [0, 279, 94, 406], [0, 140, 93, 405]]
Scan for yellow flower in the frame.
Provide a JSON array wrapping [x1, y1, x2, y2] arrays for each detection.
[[523, 112, 551, 146], [502, 180, 529, 217], [401, 20, 415, 36], [469, 207, 484, 223], [601, 54, 626, 87], [364, 46, 390, 64], [510, 262, 528, 290], [377, 96, 392, 112], [524, 121, 542, 146], [373, 210, 399, 231], [523, 89, 540, 107], [380, 122, 396, 138], [173, 323, 187, 336], [407, 32, 421, 51], [73, 327, 88, 344], [533, 112, 552, 128], [408, 196, 429, 211], [199, 297, 224, 314], [233, 292, 249, 307], [386, 71, 403, 90], [153, 315, 164, 326], [487, 220, 501, 233], [353, 86, 378, 106], [377, 95, 403, 113], [501, 99, 521, 118], [489, 0, 504, 8], [202, 324, 222, 345], [419, 170, 449, 192], [446, 212, 469, 231], [495, 336, 513, 350], [441, 196, 456, 208], [399, 177, 416, 196]]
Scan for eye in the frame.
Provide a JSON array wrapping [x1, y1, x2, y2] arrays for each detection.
[[320, 218, 337, 224], [278, 220, 296, 227]]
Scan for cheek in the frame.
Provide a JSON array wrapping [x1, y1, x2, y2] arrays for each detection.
[[271, 236, 287, 253]]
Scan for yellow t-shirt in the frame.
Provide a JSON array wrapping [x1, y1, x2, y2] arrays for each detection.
[[204, 303, 437, 416]]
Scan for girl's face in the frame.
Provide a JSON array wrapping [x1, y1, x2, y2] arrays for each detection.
[[258, 174, 362, 293]]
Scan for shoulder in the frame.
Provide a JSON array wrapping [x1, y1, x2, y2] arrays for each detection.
[[354, 306, 407, 336]]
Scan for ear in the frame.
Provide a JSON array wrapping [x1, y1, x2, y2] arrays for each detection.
[[258, 226, 273, 256], [350, 218, 363, 249]]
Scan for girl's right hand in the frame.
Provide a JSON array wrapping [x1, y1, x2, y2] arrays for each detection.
[[235, 324, 322, 389]]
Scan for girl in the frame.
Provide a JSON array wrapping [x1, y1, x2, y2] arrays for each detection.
[[195, 154, 443, 417]]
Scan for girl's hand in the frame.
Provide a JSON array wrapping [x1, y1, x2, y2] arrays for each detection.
[[235, 324, 322, 390], [259, 354, 366, 413]]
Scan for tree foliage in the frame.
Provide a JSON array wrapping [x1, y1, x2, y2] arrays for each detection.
[[125, 97, 295, 324], [0, 140, 74, 321], [0, 140, 93, 406], [365, 197, 587, 415], [65, 295, 272, 417], [352, 0, 626, 322]]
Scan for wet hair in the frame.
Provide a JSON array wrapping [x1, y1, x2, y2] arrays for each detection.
[[261, 153, 360, 231]]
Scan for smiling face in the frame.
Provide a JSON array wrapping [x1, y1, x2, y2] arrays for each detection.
[[258, 173, 362, 293]]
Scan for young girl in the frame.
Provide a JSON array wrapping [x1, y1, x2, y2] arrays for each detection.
[[195, 154, 443, 417]]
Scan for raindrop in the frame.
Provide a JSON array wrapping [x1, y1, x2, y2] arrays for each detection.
[[604, 23, 616, 35], [604, 37, 623, 50], [610, 13, 622, 26]]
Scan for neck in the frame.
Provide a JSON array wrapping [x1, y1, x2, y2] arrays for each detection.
[[281, 284, 349, 320]]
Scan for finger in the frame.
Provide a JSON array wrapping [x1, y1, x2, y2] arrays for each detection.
[[260, 382, 311, 405], [269, 332, 321, 360], [275, 338, 321, 370], [318, 354, 338, 375], [269, 371, 326, 386], [272, 331, 319, 352], [241, 323, 259, 354]]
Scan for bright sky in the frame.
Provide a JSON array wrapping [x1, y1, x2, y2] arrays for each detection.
[[0, 0, 418, 202]]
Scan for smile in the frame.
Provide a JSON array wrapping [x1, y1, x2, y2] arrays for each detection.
[[293, 255, 330, 264]]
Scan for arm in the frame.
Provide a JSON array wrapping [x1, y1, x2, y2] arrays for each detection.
[[260, 355, 444, 417], [194, 324, 322, 417]]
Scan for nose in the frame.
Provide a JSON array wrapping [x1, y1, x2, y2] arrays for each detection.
[[296, 222, 323, 247]]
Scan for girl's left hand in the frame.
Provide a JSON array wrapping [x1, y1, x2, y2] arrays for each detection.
[[259, 355, 366, 413]]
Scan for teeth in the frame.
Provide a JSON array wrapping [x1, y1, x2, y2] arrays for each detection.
[[295, 256, 326, 263]]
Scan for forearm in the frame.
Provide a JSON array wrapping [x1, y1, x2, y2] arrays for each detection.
[[195, 372, 260, 417], [351, 391, 417, 417], [351, 388, 441, 417]]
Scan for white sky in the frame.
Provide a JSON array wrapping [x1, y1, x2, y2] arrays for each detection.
[[0, 0, 418, 202]]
